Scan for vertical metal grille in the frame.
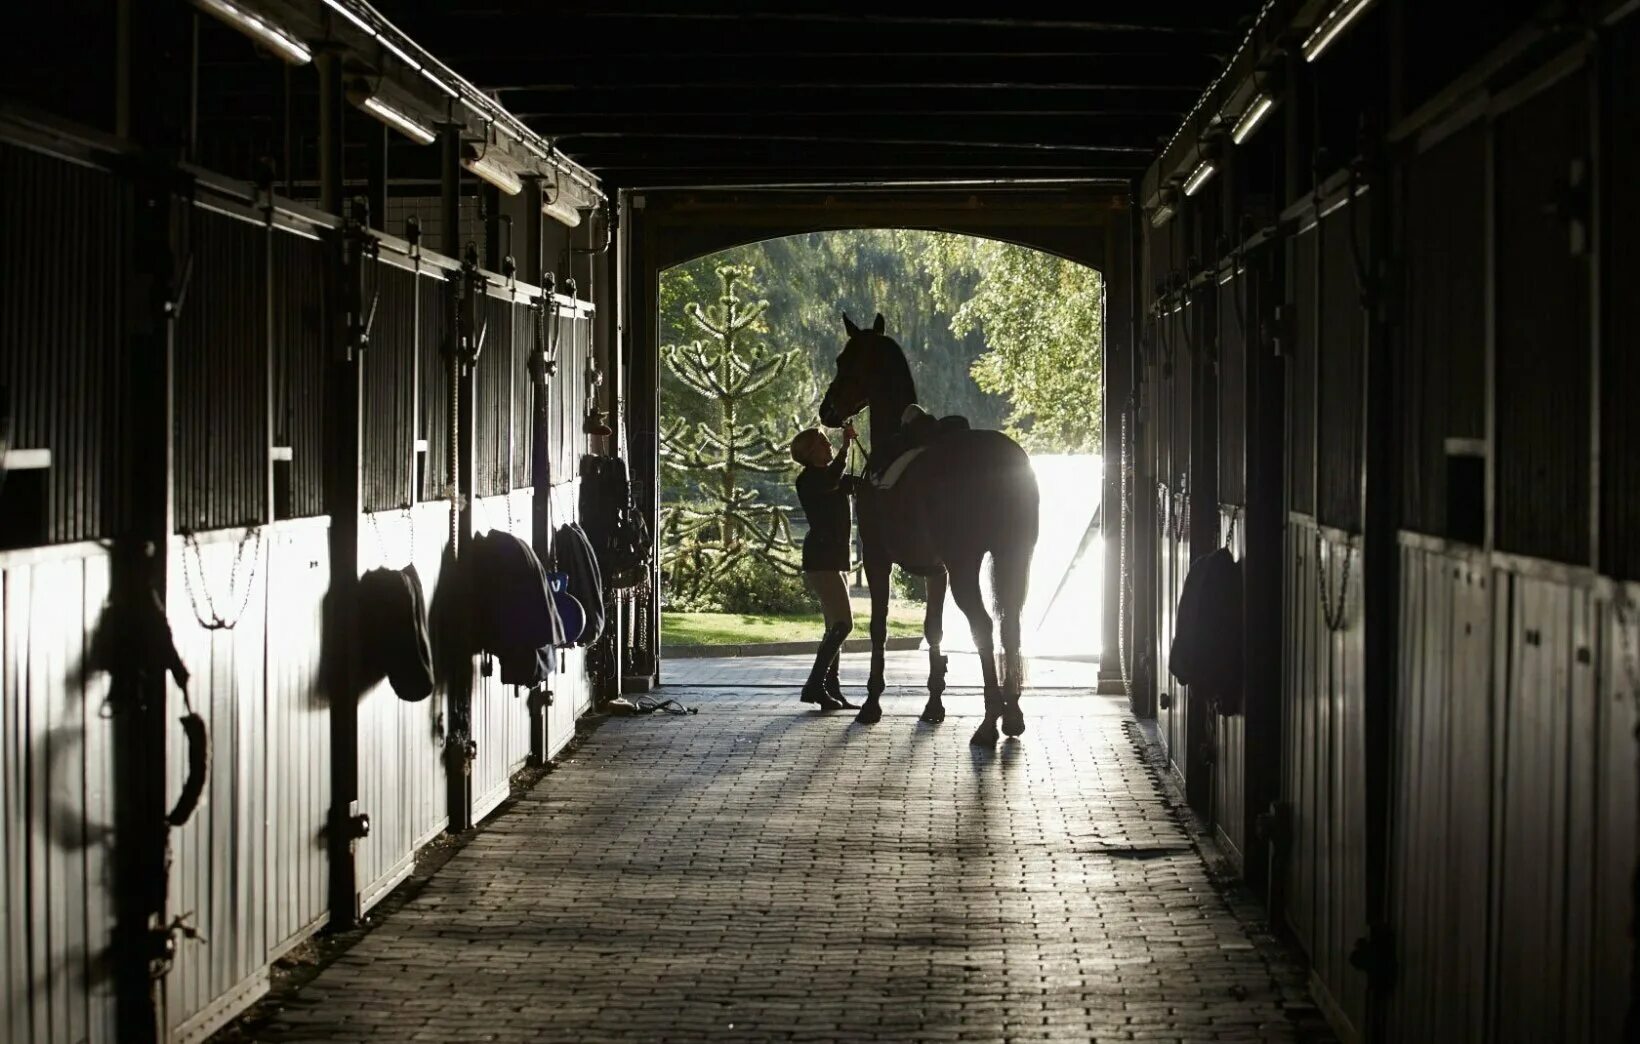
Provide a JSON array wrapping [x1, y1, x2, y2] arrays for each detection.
[[1288, 229, 1318, 515], [363, 261, 417, 512], [1217, 270, 1248, 506], [174, 207, 269, 532], [417, 271, 450, 502], [1602, 19, 1640, 579], [1401, 122, 1487, 537], [1168, 305, 1193, 489], [271, 228, 326, 519], [511, 300, 536, 490], [0, 144, 129, 544], [1494, 72, 1591, 564], [1317, 203, 1365, 531], [474, 293, 513, 499]]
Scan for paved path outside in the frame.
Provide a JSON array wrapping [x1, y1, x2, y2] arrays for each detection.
[[253, 683, 1326, 1043], [661, 649, 1103, 690]]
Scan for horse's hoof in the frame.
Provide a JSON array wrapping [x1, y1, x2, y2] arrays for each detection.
[[855, 701, 883, 725], [919, 701, 945, 724], [1001, 704, 1026, 737], [970, 721, 999, 747]]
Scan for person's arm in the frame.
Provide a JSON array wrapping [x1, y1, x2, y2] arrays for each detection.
[[824, 452, 848, 488]]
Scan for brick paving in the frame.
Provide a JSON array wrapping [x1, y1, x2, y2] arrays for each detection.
[[253, 680, 1327, 1043]]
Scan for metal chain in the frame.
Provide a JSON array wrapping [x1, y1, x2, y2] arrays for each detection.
[[180, 527, 262, 630], [366, 509, 388, 567], [1317, 530, 1353, 633]]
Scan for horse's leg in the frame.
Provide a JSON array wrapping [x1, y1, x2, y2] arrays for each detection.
[[993, 550, 1030, 738], [920, 569, 948, 723], [854, 557, 892, 725], [947, 558, 1001, 746]]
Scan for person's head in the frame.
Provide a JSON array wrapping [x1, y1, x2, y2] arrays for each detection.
[[790, 428, 832, 468]]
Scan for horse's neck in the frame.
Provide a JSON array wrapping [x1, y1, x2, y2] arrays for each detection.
[[870, 391, 910, 442]]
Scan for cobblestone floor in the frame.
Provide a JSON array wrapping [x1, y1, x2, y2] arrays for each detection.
[[254, 680, 1328, 1043]]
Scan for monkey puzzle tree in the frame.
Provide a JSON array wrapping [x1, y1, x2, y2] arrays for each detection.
[[660, 264, 804, 593]]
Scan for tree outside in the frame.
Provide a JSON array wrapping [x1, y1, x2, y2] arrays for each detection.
[[658, 231, 1104, 640]]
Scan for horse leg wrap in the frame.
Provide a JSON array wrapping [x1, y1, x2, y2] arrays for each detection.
[[927, 652, 947, 697]]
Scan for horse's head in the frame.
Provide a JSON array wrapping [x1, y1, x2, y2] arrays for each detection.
[[819, 312, 887, 427]]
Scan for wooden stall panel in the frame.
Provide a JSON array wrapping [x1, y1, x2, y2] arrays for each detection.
[[356, 503, 454, 909], [1492, 567, 1580, 1042], [1282, 519, 1367, 1036], [1389, 542, 1493, 1041], [1592, 589, 1638, 1040], [470, 491, 535, 825], [1, 547, 118, 1044], [1213, 508, 1247, 866], [262, 520, 332, 955], [166, 531, 270, 1041]]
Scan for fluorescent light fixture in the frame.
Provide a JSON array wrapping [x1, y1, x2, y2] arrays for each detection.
[[193, 0, 311, 65], [1303, 0, 1375, 63], [320, 0, 370, 34], [542, 197, 583, 229], [462, 145, 523, 195], [360, 95, 436, 145], [1183, 160, 1217, 197], [1150, 202, 1176, 227], [378, 35, 423, 72], [1232, 94, 1276, 144]]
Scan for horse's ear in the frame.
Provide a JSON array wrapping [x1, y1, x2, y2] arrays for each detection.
[[843, 313, 860, 338], [872, 313, 885, 334]]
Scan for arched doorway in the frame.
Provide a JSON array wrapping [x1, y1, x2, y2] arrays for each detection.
[[646, 221, 1114, 682]]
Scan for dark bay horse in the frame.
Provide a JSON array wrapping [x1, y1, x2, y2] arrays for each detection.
[[819, 313, 1039, 746]]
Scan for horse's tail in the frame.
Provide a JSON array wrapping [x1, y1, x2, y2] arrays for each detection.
[[991, 459, 1039, 695]]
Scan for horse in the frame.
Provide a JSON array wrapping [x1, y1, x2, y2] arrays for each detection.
[[819, 313, 1040, 746]]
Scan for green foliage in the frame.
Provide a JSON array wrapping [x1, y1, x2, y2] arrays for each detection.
[[658, 231, 1105, 609], [662, 552, 810, 615], [660, 265, 804, 604], [891, 564, 928, 604], [909, 234, 1105, 453]]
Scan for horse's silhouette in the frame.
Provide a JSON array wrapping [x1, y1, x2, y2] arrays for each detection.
[[819, 313, 1039, 746]]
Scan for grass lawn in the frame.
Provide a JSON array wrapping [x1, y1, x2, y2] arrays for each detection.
[[662, 596, 926, 647]]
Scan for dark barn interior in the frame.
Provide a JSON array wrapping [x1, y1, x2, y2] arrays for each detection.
[[1, 1, 1636, 1041]]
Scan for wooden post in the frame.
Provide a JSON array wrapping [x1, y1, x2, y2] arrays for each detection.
[[114, 1, 188, 1038], [319, 48, 367, 932], [441, 122, 477, 832]]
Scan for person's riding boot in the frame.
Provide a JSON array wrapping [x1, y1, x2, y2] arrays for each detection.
[[801, 622, 852, 709], [822, 648, 855, 708]]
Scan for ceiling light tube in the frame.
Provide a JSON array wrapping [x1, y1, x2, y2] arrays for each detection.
[[1183, 160, 1217, 197], [1149, 186, 1180, 227], [542, 196, 583, 229], [462, 145, 523, 196], [193, 0, 311, 65], [1232, 94, 1276, 144], [1303, 0, 1376, 63], [320, 0, 370, 34], [346, 82, 437, 145]]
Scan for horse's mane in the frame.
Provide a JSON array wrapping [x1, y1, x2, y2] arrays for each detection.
[[873, 334, 919, 407]]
